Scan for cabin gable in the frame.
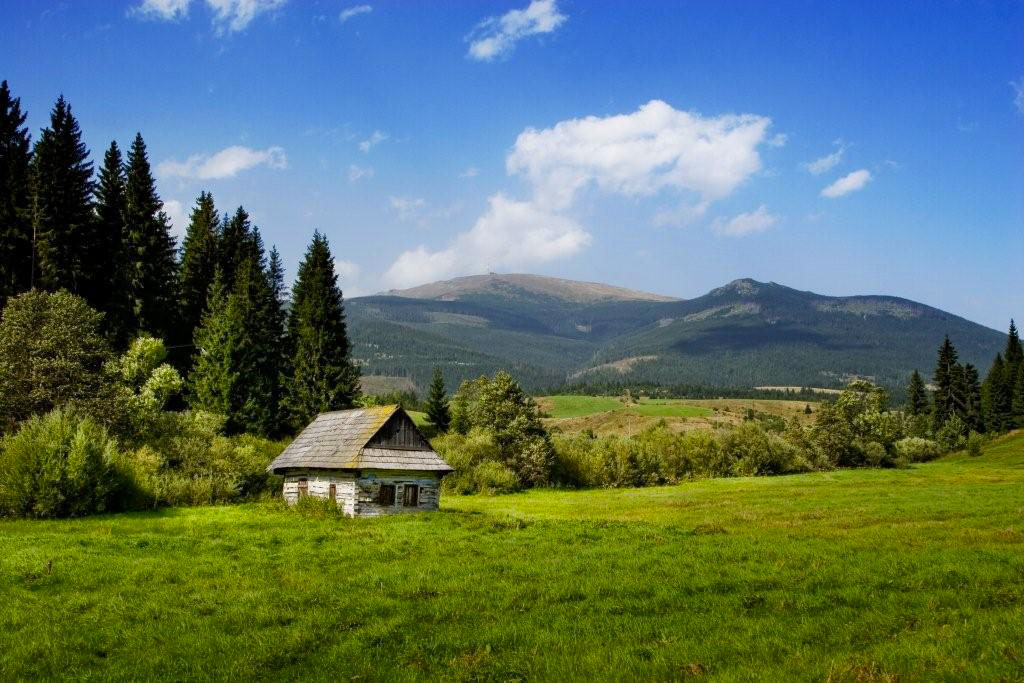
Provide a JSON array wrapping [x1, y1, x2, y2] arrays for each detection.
[[366, 410, 432, 451]]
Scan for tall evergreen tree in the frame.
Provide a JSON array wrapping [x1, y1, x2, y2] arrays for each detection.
[[189, 273, 236, 419], [31, 95, 95, 294], [982, 353, 1011, 432], [283, 231, 360, 430], [218, 206, 253, 289], [124, 133, 178, 340], [963, 363, 983, 432], [0, 80, 33, 305], [931, 336, 961, 427], [1005, 319, 1023, 371], [178, 191, 220, 345], [426, 366, 451, 432], [906, 369, 929, 416], [1012, 363, 1024, 429], [92, 141, 134, 345]]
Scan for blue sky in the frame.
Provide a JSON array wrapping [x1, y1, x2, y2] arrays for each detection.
[[3, 0, 1022, 329]]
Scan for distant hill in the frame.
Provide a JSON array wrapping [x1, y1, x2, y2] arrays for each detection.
[[348, 274, 1006, 393]]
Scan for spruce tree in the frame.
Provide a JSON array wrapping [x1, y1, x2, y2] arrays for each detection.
[[426, 366, 451, 432], [218, 206, 252, 289], [283, 231, 359, 429], [31, 95, 95, 294], [178, 192, 220, 346], [906, 370, 928, 416], [931, 336, 960, 427], [1005, 320, 1023, 371], [963, 363, 983, 432], [189, 273, 237, 419], [982, 353, 1011, 432], [92, 141, 134, 345], [124, 133, 178, 340], [1012, 363, 1024, 429], [0, 80, 33, 305]]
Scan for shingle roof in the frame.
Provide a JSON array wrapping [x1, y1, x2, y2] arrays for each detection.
[[267, 405, 453, 474]]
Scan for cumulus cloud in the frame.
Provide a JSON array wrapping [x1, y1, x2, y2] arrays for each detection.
[[157, 145, 287, 180], [359, 130, 388, 153], [384, 100, 776, 286], [384, 195, 590, 288], [162, 199, 188, 238], [803, 140, 847, 175], [1012, 78, 1024, 115], [821, 169, 872, 198], [339, 4, 371, 23], [467, 0, 566, 61], [712, 205, 779, 237], [133, 0, 285, 32], [348, 164, 374, 182]]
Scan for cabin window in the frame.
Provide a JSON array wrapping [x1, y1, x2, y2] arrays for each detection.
[[378, 484, 396, 506], [403, 484, 419, 507], [328, 483, 337, 501], [297, 478, 308, 498]]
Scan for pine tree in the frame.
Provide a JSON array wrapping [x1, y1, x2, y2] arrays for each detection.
[[92, 141, 134, 345], [218, 206, 252, 290], [426, 366, 451, 432], [0, 80, 33, 305], [932, 336, 960, 428], [906, 369, 928, 416], [124, 133, 178, 340], [1005, 320, 1023, 371], [982, 353, 1011, 432], [1012, 363, 1024, 429], [963, 363, 983, 432], [178, 192, 220, 346], [189, 273, 237, 419], [31, 95, 95, 294], [283, 231, 360, 429]]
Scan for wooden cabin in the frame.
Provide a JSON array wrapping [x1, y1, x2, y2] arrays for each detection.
[[267, 405, 453, 517]]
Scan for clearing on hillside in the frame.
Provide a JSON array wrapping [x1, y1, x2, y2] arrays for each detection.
[[2, 433, 1023, 680]]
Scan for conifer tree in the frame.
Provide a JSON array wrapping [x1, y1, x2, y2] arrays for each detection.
[[1005, 320, 1023, 371], [906, 369, 928, 416], [189, 273, 237, 419], [283, 231, 359, 429], [92, 141, 134, 345], [963, 363, 983, 432], [1012, 364, 1024, 429], [931, 336, 961, 427], [31, 95, 95, 294], [982, 353, 1011, 432], [218, 206, 252, 289], [426, 367, 451, 432], [0, 81, 33, 305], [124, 133, 178, 340], [178, 192, 220, 345]]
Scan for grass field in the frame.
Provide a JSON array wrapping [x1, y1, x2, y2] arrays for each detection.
[[2, 434, 1023, 680], [540, 394, 714, 419]]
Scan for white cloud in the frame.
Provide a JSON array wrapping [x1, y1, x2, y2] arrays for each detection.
[[768, 133, 788, 147], [803, 140, 847, 175], [389, 196, 426, 221], [339, 4, 371, 23], [821, 169, 872, 198], [348, 164, 374, 182], [507, 99, 771, 211], [359, 130, 388, 153], [652, 201, 709, 228], [384, 194, 589, 288], [133, 0, 285, 32], [384, 99, 775, 287], [334, 259, 368, 297], [467, 0, 566, 61], [162, 199, 188, 238], [1012, 78, 1024, 115], [134, 0, 191, 20], [712, 205, 779, 237], [460, 166, 479, 178], [157, 145, 287, 180]]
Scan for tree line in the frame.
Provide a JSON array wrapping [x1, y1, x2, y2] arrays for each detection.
[[0, 82, 359, 437]]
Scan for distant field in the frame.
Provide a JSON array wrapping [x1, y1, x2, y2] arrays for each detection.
[[3, 433, 1023, 680], [539, 395, 713, 419]]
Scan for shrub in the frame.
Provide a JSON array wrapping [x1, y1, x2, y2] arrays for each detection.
[[0, 409, 123, 518], [893, 437, 941, 463], [966, 431, 984, 458]]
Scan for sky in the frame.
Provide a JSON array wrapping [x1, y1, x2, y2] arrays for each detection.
[[2, 0, 1022, 329]]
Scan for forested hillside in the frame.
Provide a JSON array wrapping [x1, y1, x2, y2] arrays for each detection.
[[348, 274, 1006, 392]]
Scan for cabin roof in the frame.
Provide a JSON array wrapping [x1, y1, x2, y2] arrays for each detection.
[[266, 405, 453, 474]]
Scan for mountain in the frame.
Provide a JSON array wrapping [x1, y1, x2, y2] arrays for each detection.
[[347, 274, 1006, 393]]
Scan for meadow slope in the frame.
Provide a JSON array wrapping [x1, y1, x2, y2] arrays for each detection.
[[2, 434, 1023, 681]]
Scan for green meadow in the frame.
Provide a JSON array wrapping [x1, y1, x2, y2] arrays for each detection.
[[2, 433, 1023, 681], [541, 394, 713, 419]]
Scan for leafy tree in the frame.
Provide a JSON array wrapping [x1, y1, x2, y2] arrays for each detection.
[[282, 232, 360, 429], [178, 191, 220, 350], [906, 369, 929, 416], [425, 367, 451, 432], [92, 141, 134, 345], [0, 80, 33, 306], [31, 95, 95, 294], [124, 133, 178, 340], [0, 290, 111, 431]]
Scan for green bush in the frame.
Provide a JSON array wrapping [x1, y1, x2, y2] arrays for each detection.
[[893, 437, 941, 463], [0, 409, 123, 518], [966, 432, 984, 458]]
